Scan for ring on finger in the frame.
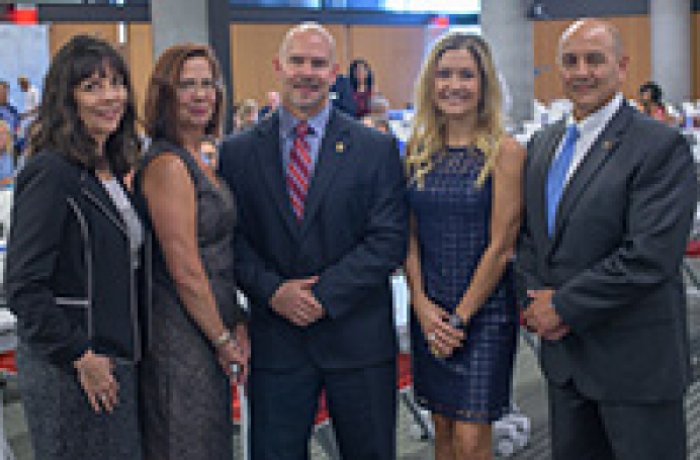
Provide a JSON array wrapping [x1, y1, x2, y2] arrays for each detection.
[[427, 332, 436, 342]]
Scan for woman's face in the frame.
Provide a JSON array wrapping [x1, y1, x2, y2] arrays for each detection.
[[74, 66, 127, 146], [355, 62, 368, 82], [176, 56, 217, 132], [433, 48, 482, 118]]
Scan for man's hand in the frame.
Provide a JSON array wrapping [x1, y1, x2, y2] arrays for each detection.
[[523, 289, 570, 341], [270, 276, 324, 327]]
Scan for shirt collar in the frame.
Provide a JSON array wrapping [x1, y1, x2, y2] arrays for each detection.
[[566, 92, 623, 134], [279, 101, 331, 138]]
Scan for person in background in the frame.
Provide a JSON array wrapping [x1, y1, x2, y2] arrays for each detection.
[[518, 19, 695, 460], [18, 76, 40, 122], [349, 58, 374, 118], [638, 81, 679, 126], [361, 113, 391, 135], [0, 80, 20, 144], [134, 42, 249, 460], [6, 34, 145, 460], [259, 90, 280, 119], [404, 31, 524, 460], [219, 22, 408, 459], [235, 98, 259, 132], [0, 120, 14, 187], [200, 135, 219, 171]]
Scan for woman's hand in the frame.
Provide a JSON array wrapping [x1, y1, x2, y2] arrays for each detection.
[[413, 295, 464, 358], [216, 325, 250, 385], [74, 350, 119, 413]]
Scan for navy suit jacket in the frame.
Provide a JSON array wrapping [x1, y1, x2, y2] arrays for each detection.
[[218, 108, 408, 370], [517, 103, 697, 402]]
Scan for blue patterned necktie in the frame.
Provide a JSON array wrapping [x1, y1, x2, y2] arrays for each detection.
[[546, 124, 580, 236]]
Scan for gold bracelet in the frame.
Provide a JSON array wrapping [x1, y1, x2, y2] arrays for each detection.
[[212, 330, 232, 348]]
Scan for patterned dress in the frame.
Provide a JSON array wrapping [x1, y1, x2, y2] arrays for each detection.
[[134, 140, 247, 460], [408, 146, 517, 422]]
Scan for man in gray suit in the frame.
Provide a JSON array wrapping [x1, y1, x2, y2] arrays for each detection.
[[518, 18, 696, 460]]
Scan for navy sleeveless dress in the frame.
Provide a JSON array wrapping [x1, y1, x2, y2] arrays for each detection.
[[408, 146, 517, 422]]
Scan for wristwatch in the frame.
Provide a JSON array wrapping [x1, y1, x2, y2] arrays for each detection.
[[448, 312, 467, 330]]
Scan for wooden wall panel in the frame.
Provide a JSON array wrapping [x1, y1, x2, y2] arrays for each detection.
[[533, 16, 651, 104], [349, 26, 425, 109], [126, 23, 153, 119], [230, 23, 348, 107], [46, 23, 433, 112], [49, 23, 118, 57]]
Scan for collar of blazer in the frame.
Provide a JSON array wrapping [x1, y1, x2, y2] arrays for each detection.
[[79, 170, 128, 236], [534, 101, 633, 252], [253, 107, 353, 239]]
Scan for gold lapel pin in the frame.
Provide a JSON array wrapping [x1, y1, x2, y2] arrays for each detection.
[[603, 140, 614, 151], [335, 141, 345, 154]]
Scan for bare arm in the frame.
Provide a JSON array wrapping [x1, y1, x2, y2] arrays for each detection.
[[404, 214, 464, 356], [455, 137, 526, 322], [142, 154, 244, 375]]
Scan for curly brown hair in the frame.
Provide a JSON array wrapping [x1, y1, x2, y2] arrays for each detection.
[[143, 44, 226, 144], [26, 34, 140, 177]]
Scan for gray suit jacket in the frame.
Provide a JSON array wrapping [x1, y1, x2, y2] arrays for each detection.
[[517, 102, 697, 403]]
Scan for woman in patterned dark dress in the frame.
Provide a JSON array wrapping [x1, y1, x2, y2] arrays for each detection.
[[404, 32, 526, 459], [134, 44, 249, 460]]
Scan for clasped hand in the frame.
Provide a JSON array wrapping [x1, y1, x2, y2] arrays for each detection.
[[522, 288, 570, 341], [270, 276, 324, 327], [415, 296, 465, 358]]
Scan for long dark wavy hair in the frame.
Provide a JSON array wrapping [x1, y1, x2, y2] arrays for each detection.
[[26, 35, 139, 177], [349, 59, 373, 93]]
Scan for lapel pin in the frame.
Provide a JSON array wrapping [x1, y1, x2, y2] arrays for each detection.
[[335, 141, 345, 154], [603, 140, 615, 151]]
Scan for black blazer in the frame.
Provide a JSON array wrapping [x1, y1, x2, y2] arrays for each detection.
[[6, 151, 149, 367], [218, 108, 408, 370], [517, 103, 697, 402]]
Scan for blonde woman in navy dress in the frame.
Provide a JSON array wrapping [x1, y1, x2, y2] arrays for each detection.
[[404, 32, 526, 459]]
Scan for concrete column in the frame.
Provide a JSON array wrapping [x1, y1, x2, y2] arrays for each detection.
[[650, 0, 691, 104], [480, 1, 534, 126], [150, 0, 233, 130]]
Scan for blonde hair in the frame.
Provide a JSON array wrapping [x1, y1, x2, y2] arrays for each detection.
[[0, 120, 13, 157], [406, 32, 504, 188]]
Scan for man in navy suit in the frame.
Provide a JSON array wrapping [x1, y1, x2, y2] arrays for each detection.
[[518, 19, 696, 460], [219, 22, 408, 460]]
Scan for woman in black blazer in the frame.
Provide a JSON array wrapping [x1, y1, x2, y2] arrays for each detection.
[[6, 35, 146, 459]]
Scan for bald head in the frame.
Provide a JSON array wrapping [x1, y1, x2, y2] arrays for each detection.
[[559, 19, 624, 61], [279, 22, 336, 64], [557, 18, 628, 120]]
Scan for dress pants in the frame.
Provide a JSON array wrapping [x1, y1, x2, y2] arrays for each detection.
[[548, 380, 686, 460], [249, 358, 396, 460]]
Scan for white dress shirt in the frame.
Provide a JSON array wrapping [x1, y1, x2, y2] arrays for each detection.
[[554, 92, 624, 186]]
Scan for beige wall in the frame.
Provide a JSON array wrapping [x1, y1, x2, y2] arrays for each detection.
[[533, 16, 651, 104], [49, 22, 427, 114]]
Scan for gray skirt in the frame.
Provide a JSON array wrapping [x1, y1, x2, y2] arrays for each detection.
[[16, 342, 142, 460]]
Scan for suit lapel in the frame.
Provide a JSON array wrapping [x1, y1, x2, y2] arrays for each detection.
[[80, 171, 127, 235], [253, 113, 300, 238], [550, 103, 633, 248], [300, 109, 351, 236]]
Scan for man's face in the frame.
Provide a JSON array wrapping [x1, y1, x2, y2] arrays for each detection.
[[275, 30, 338, 118], [558, 23, 627, 120]]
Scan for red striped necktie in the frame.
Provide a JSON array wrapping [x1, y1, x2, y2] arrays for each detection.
[[287, 121, 312, 221]]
